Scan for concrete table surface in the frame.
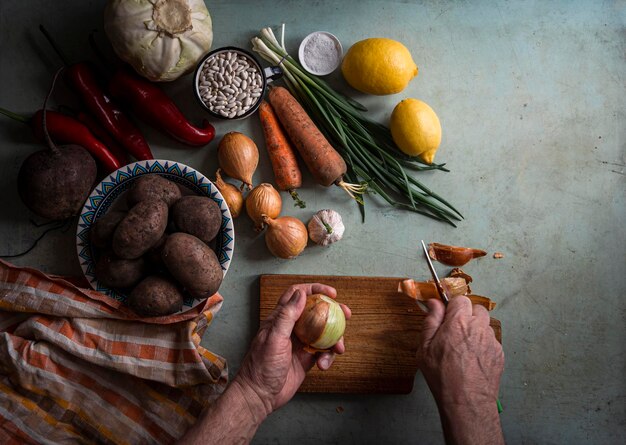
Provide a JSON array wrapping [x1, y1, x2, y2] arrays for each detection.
[[1, 0, 624, 443]]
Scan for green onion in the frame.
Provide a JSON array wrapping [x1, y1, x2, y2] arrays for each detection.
[[251, 25, 462, 225]]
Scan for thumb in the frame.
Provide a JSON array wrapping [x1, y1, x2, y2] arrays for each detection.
[[272, 289, 306, 339], [420, 298, 445, 348]]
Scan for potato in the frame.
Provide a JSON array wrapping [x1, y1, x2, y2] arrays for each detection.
[[90, 210, 126, 249], [126, 175, 182, 208], [128, 275, 183, 317], [112, 200, 168, 259], [162, 233, 223, 298], [171, 196, 222, 244], [166, 218, 177, 234], [144, 233, 168, 269], [95, 252, 146, 289]]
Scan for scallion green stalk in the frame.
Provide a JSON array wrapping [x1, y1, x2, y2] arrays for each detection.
[[252, 26, 462, 225]]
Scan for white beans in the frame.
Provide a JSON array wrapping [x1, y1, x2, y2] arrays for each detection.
[[198, 51, 264, 118]]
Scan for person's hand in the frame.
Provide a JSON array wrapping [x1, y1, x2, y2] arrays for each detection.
[[234, 283, 351, 419], [418, 296, 504, 405], [417, 296, 504, 445]]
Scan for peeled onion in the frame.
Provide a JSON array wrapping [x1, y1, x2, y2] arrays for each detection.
[[247, 183, 282, 231], [262, 215, 307, 259], [294, 294, 346, 350], [217, 132, 259, 189]]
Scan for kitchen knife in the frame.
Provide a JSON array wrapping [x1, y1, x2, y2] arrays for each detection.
[[420, 239, 503, 413], [420, 240, 449, 305]]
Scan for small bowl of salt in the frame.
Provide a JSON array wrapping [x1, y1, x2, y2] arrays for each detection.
[[298, 31, 343, 76]]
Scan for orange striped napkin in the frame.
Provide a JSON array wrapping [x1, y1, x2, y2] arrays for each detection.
[[0, 259, 228, 444]]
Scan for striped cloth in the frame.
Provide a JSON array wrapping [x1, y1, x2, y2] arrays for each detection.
[[0, 259, 228, 444]]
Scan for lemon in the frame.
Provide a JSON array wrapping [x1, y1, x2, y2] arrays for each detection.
[[341, 38, 418, 95], [390, 98, 442, 164]]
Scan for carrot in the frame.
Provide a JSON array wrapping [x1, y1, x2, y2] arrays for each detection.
[[258, 101, 305, 208], [267, 86, 365, 199]]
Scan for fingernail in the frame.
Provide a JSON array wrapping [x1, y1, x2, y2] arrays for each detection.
[[319, 357, 330, 369], [292, 289, 305, 304]]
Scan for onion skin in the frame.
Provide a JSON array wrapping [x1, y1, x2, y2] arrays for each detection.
[[217, 132, 259, 189], [428, 242, 487, 267], [294, 294, 346, 350], [448, 268, 473, 283], [247, 183, 282, 231], [398, 269, 496, 311], [262, 215, 307, 259], [398, 277, 470, 301], [214, 169, 243, 218]]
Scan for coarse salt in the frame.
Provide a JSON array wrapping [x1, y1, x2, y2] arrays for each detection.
[[300, 32, 342, 75]]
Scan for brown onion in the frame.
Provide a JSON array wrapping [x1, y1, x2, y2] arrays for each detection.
[[262, 215, 307, 259], [214, 169, 243, 218], [217, 132, 259, 189], [246, 183, 282, 231], [294, 294, 346, 350]]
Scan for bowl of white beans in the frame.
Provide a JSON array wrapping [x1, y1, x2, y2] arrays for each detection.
[[193, 47, 282, 120]]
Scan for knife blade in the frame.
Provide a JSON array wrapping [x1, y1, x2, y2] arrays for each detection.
[[420, 240, 449, 305]]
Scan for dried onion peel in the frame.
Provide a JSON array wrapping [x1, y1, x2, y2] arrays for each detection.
[[398, 269, 496, 311], [398, 277, 470, 301], [428, 242, 487, 267]]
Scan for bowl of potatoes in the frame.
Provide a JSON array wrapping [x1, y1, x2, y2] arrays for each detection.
[[76, 160, 234, 316]]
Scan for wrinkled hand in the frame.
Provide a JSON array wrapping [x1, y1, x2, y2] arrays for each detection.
[[235, 283, 351, 418], [418, 296, 504, 408], [417, 296, 505, 445]]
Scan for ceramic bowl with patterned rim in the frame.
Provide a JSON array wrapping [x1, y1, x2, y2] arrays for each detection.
[[76, 160, 234, 312]]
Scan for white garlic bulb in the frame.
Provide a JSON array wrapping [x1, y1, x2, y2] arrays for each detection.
[[308, 209, 345, 246]]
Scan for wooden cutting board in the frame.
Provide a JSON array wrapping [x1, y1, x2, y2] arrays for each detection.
[[260, 274, 502, 394]]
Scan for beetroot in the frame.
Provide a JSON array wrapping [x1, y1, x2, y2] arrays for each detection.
[[17, 68, 96, 220]]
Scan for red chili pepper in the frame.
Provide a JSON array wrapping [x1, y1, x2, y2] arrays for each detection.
[[38, 26, 153, 160], [31, 110, 122, 173], [65, 63, 153, 160], [108, 68, 215, 146], [0, 106, 121, 173], [77, 111, 129, 166]]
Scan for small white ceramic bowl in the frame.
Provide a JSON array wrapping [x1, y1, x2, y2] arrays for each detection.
[[76, 160, 235, 312], [298, 31, 343, 76]]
